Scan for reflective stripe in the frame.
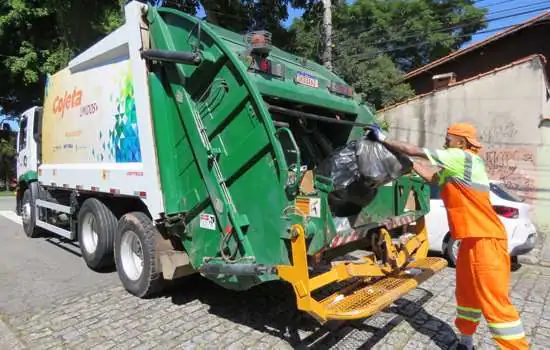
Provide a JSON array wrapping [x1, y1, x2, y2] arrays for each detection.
[[423, 148, 492, 193], [458, 305, 482, 313], [464, 152, 472, 182], [488, 320, 526, 340], [457, 306, 482, 323], [442, 176, 490, 192]]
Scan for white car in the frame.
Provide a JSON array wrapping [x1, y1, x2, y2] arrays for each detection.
[[426, 180, 537, 266]]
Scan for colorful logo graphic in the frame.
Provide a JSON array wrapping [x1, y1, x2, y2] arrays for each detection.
[[42, 59, 142, 165]]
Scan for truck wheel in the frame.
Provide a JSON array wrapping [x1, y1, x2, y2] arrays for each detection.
[[78, 198, 117, 270], [16, 189, 22, 216], [21, 182, 42, 238], [114, 212, 164, 298]]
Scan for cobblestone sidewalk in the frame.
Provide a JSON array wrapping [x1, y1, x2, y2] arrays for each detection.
[[2, 264, 550, 350]]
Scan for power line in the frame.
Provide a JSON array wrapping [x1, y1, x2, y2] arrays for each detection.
[[338, 0, 547, 46], [339, 0, 514, 37], [476, 0, 524, 7], [482, 0, 550, 16], [349, 18, 549, 62], [477, 0, 526, 9], [336, 3, 550, 46], [335, 5, 550, 56]]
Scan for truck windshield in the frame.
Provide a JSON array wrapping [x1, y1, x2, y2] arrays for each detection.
[[18, 117, 27, 151]]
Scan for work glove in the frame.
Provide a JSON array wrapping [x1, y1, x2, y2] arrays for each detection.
[[364, 123, 387, 142]]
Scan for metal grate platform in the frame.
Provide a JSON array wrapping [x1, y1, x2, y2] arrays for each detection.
[[322, 257, 448, 320]]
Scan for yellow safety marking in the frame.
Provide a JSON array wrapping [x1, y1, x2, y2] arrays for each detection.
[[275, 216, 446, 323], [294, 197, 310, 216]]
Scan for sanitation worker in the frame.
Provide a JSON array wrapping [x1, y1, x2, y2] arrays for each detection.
[[364, 122, 528, 350]]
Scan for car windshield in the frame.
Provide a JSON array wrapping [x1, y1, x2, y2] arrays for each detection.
[[490, 182, 523, 202]]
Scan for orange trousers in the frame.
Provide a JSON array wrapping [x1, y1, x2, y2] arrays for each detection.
[[455, 237, 529, 349]]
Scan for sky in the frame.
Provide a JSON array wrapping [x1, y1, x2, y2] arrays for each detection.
[[0, 111, 18, 131], [462, 0, 549, 46], [194, 0, 548, 47], [280, 0, 549, 46], [2, 0, 548, 129]]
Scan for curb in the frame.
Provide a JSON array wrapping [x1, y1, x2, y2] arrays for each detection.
[[537, 230, 550, 267], [514, 230, 550, 267], [0, 317, 26, 349], [517, 255, 539, 265]]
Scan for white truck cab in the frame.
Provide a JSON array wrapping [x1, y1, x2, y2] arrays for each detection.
[[15, 106, 42, 214]]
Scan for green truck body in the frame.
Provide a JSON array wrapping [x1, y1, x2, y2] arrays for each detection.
[[15, 1, 445, 323]]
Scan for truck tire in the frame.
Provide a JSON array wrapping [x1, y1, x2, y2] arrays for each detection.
[[21, 182, 42, 238], [114, 212, 165, 298], [15, 189, 22, 216], [78, 198, 117, 270]]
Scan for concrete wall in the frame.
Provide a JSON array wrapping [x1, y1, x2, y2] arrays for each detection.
[[379, 57, 550, 231]]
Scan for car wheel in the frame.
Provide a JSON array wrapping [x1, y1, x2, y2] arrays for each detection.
[[445, 234, 460, 267], [511, 255, 521, 271]]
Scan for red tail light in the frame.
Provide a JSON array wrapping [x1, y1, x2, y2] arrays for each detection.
[[329, 81, 354, 97], [250, 57, 284, 78], [259, 58, 270, 73], [493, 205, 519, 219]]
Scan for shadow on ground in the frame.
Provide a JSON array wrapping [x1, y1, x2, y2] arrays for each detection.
[[43, 233, 117, 273], [164, 274, 458, 349]]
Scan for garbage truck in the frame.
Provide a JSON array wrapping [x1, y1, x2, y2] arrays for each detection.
[[15, 1, 446, 323]]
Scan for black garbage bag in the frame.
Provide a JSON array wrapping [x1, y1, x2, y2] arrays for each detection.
[[356, 138, 413, 188], [316, 140, 376, 217], [316, 137, 413, 217], [316, 140, 359, 191]]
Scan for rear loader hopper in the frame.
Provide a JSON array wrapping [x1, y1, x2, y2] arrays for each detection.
[[16, 1, 447, 324]]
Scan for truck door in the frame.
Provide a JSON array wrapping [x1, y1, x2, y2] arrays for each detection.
[[16, 107, 39, 180]]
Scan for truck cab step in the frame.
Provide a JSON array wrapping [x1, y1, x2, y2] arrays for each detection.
[[321, 257, 447, 320]]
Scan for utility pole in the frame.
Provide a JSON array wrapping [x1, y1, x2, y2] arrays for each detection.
[[322, 0, 332, 70]]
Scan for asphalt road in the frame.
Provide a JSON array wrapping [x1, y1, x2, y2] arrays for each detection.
[[0, 197, 117, 316], [1, 196, 549, 349]]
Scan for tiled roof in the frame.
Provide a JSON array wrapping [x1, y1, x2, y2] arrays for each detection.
[[403, 11, 550, 81], [379, 54, 547, 112]]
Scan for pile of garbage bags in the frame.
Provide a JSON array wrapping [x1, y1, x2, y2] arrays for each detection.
[[316, 137, 413, 217]]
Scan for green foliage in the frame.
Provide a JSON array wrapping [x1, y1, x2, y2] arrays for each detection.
[[0, 0, 131, 113], [335, 0, 487, 71], [374, 113, 390, 131], [198, 0, 314, 49], [333, 44, 414, 109], [292, 0, 487, 109], [0, 0, 487, 113], [0, 132, 16, 186], [0, 0, 315, 114]]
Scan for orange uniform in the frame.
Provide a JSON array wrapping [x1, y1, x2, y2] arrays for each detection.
[[424, 123, 528, 349]]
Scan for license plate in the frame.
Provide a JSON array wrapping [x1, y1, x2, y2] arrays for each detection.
[[295, 72, 319, 88]]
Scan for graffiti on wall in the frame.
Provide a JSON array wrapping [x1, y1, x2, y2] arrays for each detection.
[[482, 147, 536, 202], [478, 121, 518, 144]]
